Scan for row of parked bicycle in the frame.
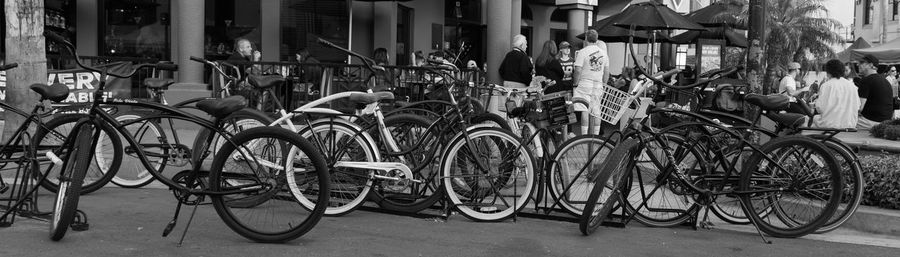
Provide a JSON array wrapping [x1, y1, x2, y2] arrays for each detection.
[[1, 32, 862, 244]]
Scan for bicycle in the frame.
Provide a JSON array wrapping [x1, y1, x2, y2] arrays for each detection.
[[265, 38, 535, 221], [578, 73, 843, 239], [44, 32, 330, 243]]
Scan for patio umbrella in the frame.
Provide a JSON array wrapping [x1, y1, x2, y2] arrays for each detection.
[[683, 1, 747, 29], [612, 1, 707, 31], [670, 26, 748, 48], [577, 12, 673, 43]]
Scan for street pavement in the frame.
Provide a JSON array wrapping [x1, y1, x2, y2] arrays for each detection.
[[1, 187, 898, 257]]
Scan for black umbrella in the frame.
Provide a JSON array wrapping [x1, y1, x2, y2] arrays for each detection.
[[670, 26, 748, 48], [612, 1, 706, 31], [577, 12, 673, 43], [684, 1, 747, 29]]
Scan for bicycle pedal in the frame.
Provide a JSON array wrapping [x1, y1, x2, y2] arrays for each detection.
[[70, 222, 90, 231]]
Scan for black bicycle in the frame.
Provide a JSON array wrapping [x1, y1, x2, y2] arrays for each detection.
[[44, 32, 330, 243]]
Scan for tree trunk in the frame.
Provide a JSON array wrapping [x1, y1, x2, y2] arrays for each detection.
[[746, 0, 765, 94], [3, 0, 46, 141]]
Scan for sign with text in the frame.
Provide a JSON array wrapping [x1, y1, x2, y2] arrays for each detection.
[[0, 62, 133, 114]]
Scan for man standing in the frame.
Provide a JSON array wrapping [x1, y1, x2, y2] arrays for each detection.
[[856, 54, 894, 129], [572, 29, 610, 135]]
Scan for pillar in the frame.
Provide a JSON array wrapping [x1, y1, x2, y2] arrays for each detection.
[[486, 0, 514, 85], [260, 0, 280, 61], [174, 0, 204, 83], [373, 1, 398, 64], [565, 7, 591, 48], [511, 0, 523, 38], [531, 5, 556, 59], [75, 0, 99, 56]]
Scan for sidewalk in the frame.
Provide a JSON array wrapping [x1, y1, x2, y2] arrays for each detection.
[[834, 130, 900, 153]]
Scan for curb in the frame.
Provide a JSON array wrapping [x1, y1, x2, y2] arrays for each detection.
[[841, 205, 900, 237]]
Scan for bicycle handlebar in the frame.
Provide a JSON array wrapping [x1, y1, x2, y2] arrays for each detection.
[[0, 63, 18, 71], [189, 56, 239, 81], [44, 31, 176, 78], [635, 65, 742, 90]]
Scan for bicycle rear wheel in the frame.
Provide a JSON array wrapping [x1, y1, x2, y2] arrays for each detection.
[[441, 127, 535, 221], [108, 113, 167, 188], [209, 126, 330, 243], [49, 122, 95, 241], [579, 138, 637, 235], [739, 135, 842, 238], [549, 135, 614, 216], [34, 114, 120, 194], [813, 138, 863, 233]]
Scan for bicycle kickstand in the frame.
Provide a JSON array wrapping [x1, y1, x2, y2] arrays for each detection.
[[176, 202, 201, 247]]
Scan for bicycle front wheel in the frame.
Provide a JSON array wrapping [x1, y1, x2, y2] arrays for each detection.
[[209, 126, 330, 243], [441, 127, 535, 221], [49, 122, 95, 241], [580, 138, 638, 235], [35, 114, 120, 194], [739, 135, 843, 238], [549, 134, 614, 216]]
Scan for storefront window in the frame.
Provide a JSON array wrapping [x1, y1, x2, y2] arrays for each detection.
[[100, 0, 171, 59], [280, 0, 349, 62], [204, 0, 262, 61]]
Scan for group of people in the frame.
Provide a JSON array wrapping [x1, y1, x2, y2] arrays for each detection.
[[781, 54, 898, 130], [497, 29, 610, 135]]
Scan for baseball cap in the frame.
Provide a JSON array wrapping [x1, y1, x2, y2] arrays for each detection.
[[787, 62, 801, 70], [860, 54, 879, 66], [559, 41, 571, 49]]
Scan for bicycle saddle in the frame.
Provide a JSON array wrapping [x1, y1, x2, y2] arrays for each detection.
[[197, 96, 247, 119], [744, 93, 790, 111], [247, 75, 285, 89], [30, 83, 70, 103], [144, 78, 174, 90], [349, 91, 395, 105]]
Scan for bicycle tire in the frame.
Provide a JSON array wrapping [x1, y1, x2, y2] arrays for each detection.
[[739, 135, 842, 238], [34, 114, 121, 194], [193, 109, 274, 164], [369, 113, 445, 213], [441, 126, 536, 221], [107, 112, 167, 188], [548, 134, 614, 216], [621, 133, 703, 227], [813, 137, 863, 233], [469, 112, 512, 131], [49, 122, 95, 241], [296, 118, 377, 216], [579, 138, 638, 235], [209, 126, 330, 243]]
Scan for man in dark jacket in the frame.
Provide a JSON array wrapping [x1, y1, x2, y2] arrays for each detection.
[[856, 54, 894, 129], [498, 34, 533, 88]]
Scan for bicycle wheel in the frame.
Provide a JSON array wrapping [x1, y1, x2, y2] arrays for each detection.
[[193, 109, 274, 164], [34, 114, 121, 194], [209, 126, 329, 243], [297, 118, 377, 216], [369, 113, 445, 213], [580, 138, 638, 235], [813, 138, 863, 233], [49, 122, 95, 241], [739, 135, 842, 238], [621, 133, 703, 227], [548, 134, 614, 216], [107, 113, 167, 188], [441, 127, 536, 221], [469, 112, 512, 131]]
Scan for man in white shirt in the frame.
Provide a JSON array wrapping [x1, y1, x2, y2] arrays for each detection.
[[779, 62, 806, 97], [572, 29, 610, 135], [812, 59, 860, 128]]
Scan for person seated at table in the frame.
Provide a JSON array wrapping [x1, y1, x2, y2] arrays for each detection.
[[294, 48, 322, 93], [811, 59, 859, 128]]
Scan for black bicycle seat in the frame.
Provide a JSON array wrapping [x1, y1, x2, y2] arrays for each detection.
[[197, 96, 247, 119], [349, 91, 395, 105], [144, 78, 174, 90], [744, 93, 790, 111], [30, 83, 70, 103], [247, 75, 285, 89]]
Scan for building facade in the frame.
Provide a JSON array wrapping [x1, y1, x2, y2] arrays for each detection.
[[855, 0, 900, 44]]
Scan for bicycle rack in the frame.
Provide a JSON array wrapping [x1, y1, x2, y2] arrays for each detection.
[[1, 146, 49, 227]]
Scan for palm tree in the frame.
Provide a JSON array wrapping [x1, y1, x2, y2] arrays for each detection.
[[717, 0, 844, 90]]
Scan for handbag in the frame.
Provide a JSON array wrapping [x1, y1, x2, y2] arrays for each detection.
[[893, 97, 900, 110]]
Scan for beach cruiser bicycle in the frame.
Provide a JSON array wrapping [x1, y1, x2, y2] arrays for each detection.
[[43, 32, 330, 243]]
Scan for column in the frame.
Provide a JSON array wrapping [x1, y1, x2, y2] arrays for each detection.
[[486, 0, 514, 85], [566, 8, 590, 48], [373, 1, 398, 62], [75, 0, 99, 56], [260, 0, 280, 61], [511, 0, 523, 38], [174, 0, 205, 83], [531, 5, 556, 59]]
